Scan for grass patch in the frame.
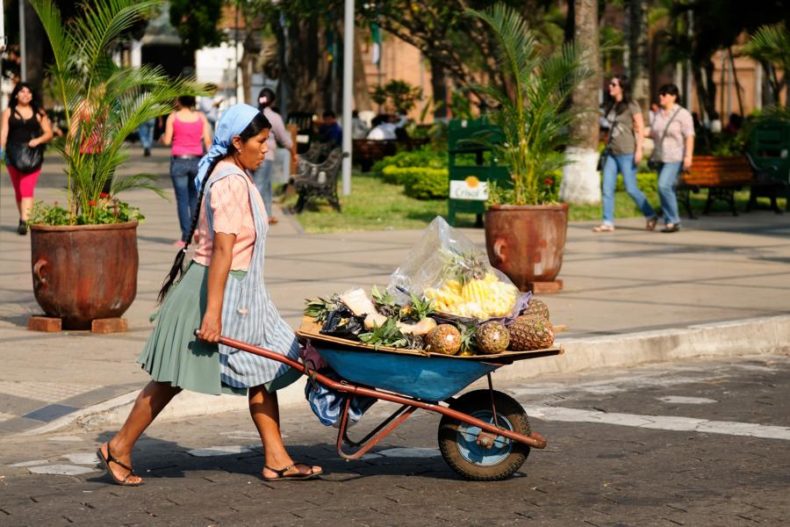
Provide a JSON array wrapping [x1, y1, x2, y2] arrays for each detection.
[[283, 172, 785, 233]]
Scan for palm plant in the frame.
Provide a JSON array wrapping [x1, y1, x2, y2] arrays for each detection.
[[465, 3, 589, 206], [29, 0, 199, 225], [741, 23, 789, 108]]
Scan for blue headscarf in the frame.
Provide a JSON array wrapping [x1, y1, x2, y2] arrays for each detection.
[[194, 103, 261, 191]]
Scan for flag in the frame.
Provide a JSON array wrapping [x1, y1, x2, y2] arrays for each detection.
[[370, 23, 381, 66]]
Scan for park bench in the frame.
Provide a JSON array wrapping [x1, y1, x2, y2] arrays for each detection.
[[677, 155, 754, 217], [293, 147, 343, 212], [677, 154, 784, 218]]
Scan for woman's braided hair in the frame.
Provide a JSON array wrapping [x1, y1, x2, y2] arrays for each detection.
[[157, 112, 272, 303]]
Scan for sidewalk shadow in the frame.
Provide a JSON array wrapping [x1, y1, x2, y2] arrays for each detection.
[[0, 313, 32, 328]]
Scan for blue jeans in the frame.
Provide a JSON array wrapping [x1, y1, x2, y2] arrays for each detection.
[[252, 159, 274, 217], [656, 161, 683, 226], [137, 119, 155, 150], [601, 153, 655, 225], [170, 157, 199, 241]]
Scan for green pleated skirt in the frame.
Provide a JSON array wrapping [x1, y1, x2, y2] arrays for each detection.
[[137, 262, 301, 396]]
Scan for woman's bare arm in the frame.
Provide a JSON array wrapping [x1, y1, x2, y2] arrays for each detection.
[[196, 232, 235, 343]]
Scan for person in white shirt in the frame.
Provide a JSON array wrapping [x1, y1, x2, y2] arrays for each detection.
[[366, 114, 397, 140]]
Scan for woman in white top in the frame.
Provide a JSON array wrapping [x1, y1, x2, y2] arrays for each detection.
[[647, 84, 695, 233], [253, 88, 295, 225]]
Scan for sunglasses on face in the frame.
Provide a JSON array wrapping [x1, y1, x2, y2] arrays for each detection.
[[609, 82, 619, 87]]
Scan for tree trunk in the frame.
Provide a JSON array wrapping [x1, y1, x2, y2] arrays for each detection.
[[277, 14, 331, 114], [22, 2, 46, 95], [353, 30, 373, 112], [560, 0, 601, 205], [627, 0, 650, 112], [431, 61, 448, 119]]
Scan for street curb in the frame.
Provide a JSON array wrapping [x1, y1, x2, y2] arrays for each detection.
[[21, 314, 790, 436]]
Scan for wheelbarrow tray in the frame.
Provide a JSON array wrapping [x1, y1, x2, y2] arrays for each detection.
[[297, 317, 562, 402]]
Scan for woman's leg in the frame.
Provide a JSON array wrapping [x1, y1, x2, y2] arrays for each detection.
[[657, 161, 683, 227], [170, 159, 192, 241], [619, 154, 655, 218], [600, 155, 618, 226], [248, 385, 321, 478], [7, 166, 24, 216], [186, 158, 199, 223], [102, 381, 181, 484]]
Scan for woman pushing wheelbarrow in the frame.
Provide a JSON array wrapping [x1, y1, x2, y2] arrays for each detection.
[[97, 104, 322, 486]]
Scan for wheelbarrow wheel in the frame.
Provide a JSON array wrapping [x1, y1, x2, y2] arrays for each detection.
[[438, 390, 530, 481]]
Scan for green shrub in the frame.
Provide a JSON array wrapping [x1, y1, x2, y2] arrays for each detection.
[[402, 167, 449, 200], [615, 172, 657, 193], [371, 147, 447, 177], [381, 166, 414, 185]]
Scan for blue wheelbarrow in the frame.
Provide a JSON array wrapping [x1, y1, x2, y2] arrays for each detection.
[[218, 321, 562, 481]]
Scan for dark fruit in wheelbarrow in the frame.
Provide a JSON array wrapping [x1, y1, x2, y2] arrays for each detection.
[[509, 315, 554, 350], [425, 324, 462, 355], [476, 321, 509, 354]]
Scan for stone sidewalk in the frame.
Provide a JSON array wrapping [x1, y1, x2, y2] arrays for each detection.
[[1, 146, 788, 436]]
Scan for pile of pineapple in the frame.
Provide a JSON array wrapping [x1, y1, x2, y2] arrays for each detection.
[[422, 298, 554, 356], [304, 285, 555, 356]]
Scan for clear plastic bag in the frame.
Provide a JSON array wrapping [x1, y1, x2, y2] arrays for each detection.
[[388, 216, 529, 323]]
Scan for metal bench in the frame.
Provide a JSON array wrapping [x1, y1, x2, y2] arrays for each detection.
[[293, 147, 343, 213], [746, 119, 790, 213]]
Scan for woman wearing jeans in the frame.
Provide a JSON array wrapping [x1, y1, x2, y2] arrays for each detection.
[[162, 96, 212, 246], [648, 84, 695, 233], [593, 75, 657, 233]]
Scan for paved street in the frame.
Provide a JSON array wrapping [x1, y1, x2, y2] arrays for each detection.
[[1, 354, 788, 526]]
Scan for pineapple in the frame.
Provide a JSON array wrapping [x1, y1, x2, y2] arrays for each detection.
[[523, 298, 550, 321], [508, 315, 555, 350], [425, 324, 462, 355], [476, 321, 510, 354]]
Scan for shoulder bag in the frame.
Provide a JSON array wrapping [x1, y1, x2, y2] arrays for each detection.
[[6, 113, 44, 174]]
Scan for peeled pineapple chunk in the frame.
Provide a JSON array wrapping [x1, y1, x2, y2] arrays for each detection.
[[424, 274, 518, 320]]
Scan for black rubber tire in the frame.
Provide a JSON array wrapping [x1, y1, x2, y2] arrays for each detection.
[[438, 390, 531, 481]]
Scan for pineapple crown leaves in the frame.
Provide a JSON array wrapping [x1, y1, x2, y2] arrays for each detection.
[[304, 295, 340, 322], [358, 317, 408, 349], [457, 323, 477, 354], [408, 292, 435, 319], [371, 285, 401, 318], [439, 248, 488, 283]]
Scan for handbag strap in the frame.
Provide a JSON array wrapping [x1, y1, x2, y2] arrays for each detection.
[[655, 107, 681, 156]]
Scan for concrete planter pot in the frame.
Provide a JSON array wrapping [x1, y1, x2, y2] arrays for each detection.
[[484, 204, 569, 293], [29, 221, 138, 329]]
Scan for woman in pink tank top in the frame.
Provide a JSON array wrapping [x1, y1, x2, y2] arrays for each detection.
[[162, 96, 212, 246]]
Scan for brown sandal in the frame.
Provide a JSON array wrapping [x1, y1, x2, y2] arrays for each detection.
[[263, 463, 322, 482], [592, 224, 615, 233], [96, 444, 143, 486]]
